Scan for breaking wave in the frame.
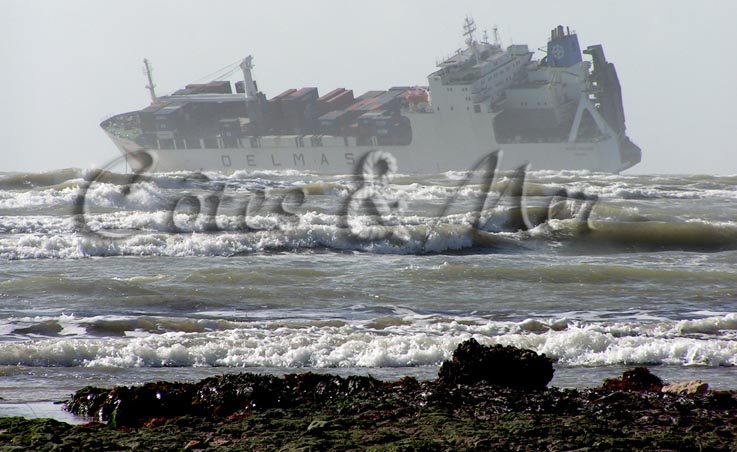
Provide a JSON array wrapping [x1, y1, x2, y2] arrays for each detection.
[[2, 169, 737, 259], [2, 312, 737, 368], [4, 219, 737, 259]]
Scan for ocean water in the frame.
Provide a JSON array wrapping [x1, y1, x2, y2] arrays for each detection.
[[2, 163, 737, 420]]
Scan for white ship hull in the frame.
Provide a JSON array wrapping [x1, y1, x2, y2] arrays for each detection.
[[130, 139, 629, 174], [109, 107, 636, 174]]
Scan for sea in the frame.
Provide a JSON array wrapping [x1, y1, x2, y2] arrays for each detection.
[[1, 159, 737, 422]]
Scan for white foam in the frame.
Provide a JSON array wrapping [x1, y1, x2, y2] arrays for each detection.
[[0, 208, 489, 258], [0, 186, 79, 209], [677, 313, 737, 334], [3, 169, 737, 259], [0, 314, 736, 368]]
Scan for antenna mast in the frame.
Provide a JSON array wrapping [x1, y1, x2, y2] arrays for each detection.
[[493, 25, 503, 48], [463, 16, 481, 65], [143, 58, 157, 104]]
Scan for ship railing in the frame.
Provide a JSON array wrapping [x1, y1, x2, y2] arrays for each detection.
[[151, 134, 361, 151]]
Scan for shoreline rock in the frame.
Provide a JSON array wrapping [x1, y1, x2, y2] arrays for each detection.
[[437, 338, 554, 389], [65, 340, 560, 427], [600, 366, 664, 392], [662, 380, 709, 396]]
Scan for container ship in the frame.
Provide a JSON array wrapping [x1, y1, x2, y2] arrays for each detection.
[[101, 20, 642, 174]]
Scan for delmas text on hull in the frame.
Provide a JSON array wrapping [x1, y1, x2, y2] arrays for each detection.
[[101, 19, 642, 174]]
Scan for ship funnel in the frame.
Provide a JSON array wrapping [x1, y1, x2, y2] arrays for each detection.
[[546, 25, 582, 68], [239, 55, 258, 99]]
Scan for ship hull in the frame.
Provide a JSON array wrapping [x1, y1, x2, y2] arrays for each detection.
[[110, 133, 636, 174]]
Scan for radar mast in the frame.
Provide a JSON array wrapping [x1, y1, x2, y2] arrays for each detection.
[[463, 16, 481, 65]]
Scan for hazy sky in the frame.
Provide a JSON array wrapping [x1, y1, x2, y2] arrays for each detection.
[[3, 0, 736, 174]]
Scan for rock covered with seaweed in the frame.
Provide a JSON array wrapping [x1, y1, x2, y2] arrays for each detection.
[[437, 338, 554, 389], [65, 339, 557, 426]]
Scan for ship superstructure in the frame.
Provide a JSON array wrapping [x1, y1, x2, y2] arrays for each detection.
[[101, 20, 641, 174]]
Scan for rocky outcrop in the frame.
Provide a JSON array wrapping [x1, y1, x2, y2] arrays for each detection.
[[601, 367, 663, 392], [66, 372, 386, 427], [66, 340, 557, 427], [437, 338, 554, 389]]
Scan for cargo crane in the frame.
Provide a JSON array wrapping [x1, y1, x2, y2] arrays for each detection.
[[239, 56, 258, 100], [143, 58, 157, 104]]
